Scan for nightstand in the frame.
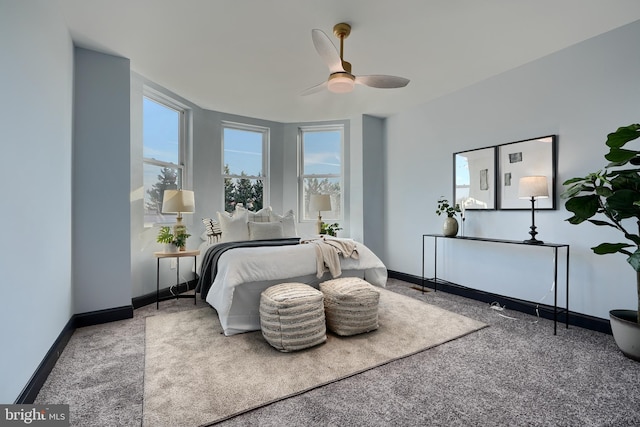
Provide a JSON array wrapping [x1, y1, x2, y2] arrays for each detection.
[[154, 250, 200, 309]]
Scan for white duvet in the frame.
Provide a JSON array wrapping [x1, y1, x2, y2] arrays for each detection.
[[201, 240, 387, 335]]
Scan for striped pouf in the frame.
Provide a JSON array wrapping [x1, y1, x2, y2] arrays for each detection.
[[320, 277, 380, 336], [259, 283, 327, 352]]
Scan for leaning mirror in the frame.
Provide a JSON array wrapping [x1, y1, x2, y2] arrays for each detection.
[[454, 147, 496, 211]]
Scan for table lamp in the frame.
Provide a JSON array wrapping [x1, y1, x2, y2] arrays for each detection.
[[162, 189, 195, 239], [309, 194, 332, 235], [518, 176, 549, 244]]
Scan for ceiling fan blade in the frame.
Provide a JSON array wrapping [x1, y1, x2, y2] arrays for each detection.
[[300, 81, 328, 96], [311, 29, 344, 73], [355, 75, 410, 88]]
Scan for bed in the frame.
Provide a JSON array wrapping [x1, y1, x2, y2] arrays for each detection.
[[196, 237, 388, 336]]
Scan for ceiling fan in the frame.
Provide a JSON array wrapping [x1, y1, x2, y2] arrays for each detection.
[[302, 23, 410, 95]]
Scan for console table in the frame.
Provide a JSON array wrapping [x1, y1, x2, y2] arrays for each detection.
[[421, 234, 570, 335]]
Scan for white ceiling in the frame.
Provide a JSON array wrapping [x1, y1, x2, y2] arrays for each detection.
[[58, 0, 640, 123]]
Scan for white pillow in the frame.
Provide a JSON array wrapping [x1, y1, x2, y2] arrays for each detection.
[[270, 209, 298, 238], [235, 205, 272, 222], [248, 221, 284, 240], [217, 209, 249, 242]]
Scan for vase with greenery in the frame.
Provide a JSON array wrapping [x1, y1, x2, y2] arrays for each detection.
[[561, 123, 640, 360], [156, 226, 191, 252], [436, 197, 461, 218], [320, 222, 342, 237], [436, 197, 461, 236]]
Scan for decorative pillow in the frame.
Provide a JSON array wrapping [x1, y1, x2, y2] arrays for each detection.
[[201, 218, 222, 243], [271, 209, 298, 238], [235, 205, 272, 222], [217, 209, 249, 242], [248, 221, 284, 241]]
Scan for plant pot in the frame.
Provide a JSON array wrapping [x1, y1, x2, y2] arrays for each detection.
[[610, 310, 640, 362], [164, 243, 179, 253], [442, 217, 459, 237]]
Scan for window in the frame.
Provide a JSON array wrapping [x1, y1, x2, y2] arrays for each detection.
[[143, 94, 186, 226], [299, 125, 343, 221], [222, 122, 269, 212]]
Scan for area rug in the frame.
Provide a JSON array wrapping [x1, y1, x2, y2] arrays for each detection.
[[142, 288, 487, 426]]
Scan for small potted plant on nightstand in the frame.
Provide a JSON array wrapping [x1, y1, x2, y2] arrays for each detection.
[[436, 197, 461, 237], [173, 231, 191, 251], [156, 226, 191, 252], [320, 222, 342, 237]]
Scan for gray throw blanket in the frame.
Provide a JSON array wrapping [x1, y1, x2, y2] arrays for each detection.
[[196, 238, 301, 300]]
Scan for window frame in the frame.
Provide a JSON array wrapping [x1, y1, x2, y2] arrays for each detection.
[[221, 121, 270, 211], [298, 124, 344, 222], [142, 88, 190, 227]]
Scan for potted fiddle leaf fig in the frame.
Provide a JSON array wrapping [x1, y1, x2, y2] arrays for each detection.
[[561, 123, 640, 361]]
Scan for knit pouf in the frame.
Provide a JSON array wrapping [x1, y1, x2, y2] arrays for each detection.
[[259, 283, 326, 352], [320, 277, 380, 336]]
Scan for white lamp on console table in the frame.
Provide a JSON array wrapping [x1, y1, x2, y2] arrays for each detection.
[[518, 176, 549, 245], [309, 194, 332, 235]]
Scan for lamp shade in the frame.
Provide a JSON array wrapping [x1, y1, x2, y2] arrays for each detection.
[[309, 194, 332, 213], [518, 176, 549, 199], [162, 189, 195, 214]]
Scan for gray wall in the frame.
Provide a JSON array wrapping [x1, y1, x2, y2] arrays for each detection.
[[0, 1, 74, 403], [384, 19, 640, 320], [362, 115, 386, 258], [73, 48, 132, 313]]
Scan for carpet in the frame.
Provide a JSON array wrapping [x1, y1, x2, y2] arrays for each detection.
[[142, 288, 487, 426]]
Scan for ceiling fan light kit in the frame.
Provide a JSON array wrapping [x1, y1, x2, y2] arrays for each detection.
[[328, 72, 355, 93], [302, 22, 410, 96]]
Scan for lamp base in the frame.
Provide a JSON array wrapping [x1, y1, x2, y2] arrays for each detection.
[[173, 216, 188, 251], [523, 238, 544, 245], [524, 197, 543, 245]]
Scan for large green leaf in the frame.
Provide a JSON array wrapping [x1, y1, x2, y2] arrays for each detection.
[[561, 183, 591, 199], [610, 171, 640, 192], [587, 219, 617, 228], [562, 177, 586, 185], [595, 186, 613, 198], [606, 189, 640, 219], [606, 124, 640, 148], [566, 215, 587, 225], [565, 195, 599, 219], [605, 148, 639, 165], [591, 242, 633, 255]]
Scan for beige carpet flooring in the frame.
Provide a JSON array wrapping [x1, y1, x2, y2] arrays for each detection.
[[142, 288, 487, 426]]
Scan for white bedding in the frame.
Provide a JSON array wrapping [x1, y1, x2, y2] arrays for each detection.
[[200, 240, 387, 335]]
